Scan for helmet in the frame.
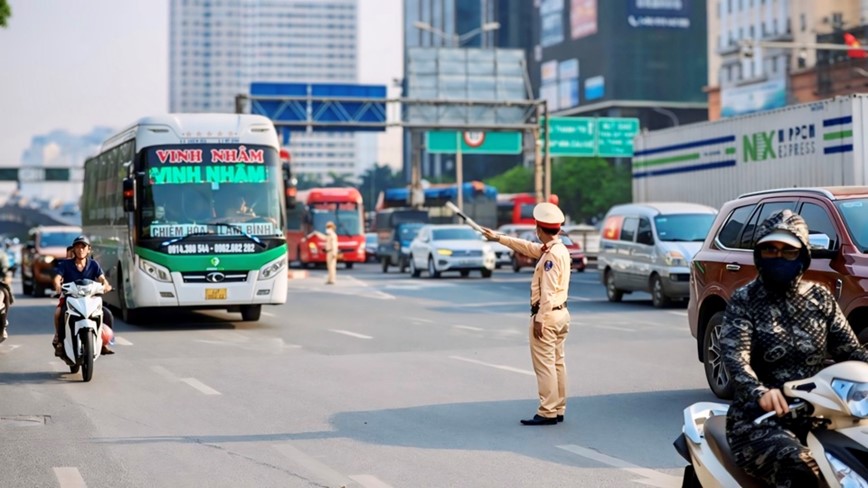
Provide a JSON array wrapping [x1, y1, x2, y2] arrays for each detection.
[[72, 235, 91, 247]]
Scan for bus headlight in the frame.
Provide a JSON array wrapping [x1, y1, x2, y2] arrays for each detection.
[[138, 258, 171, 282], [259, 256, 287, 280]]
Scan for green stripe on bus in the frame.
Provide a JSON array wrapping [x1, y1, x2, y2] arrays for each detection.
[[823, 130, 852, 141], [136, 244, 287, 272], [634, 152, 701, 168], [725, 147, 736, 154]]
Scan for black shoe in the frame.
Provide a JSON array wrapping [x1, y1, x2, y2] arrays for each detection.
[[101, 346, 115, 355], [520, 415, 558, 426], [557, 415, 564, 423]]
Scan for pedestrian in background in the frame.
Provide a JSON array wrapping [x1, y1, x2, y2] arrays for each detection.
[[325, 221, 338, 285], [481, 202, 572, 426]]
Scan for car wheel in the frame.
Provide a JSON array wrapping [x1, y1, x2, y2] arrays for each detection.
[[21, 276, 32, 296], [427, 256, 440, 278], [460, 270, 470, 278], [512, 256, 520, 273], [704, 311, 734, 399], [605, 270, 623, 302], [409, 255, 421, 277], [399, 257, 407, 274], [481, 268, 492, 278], [381, 257, 390, 273], [651, 274, 671, 308]]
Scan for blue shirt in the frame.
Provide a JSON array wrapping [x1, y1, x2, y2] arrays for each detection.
[[56, 258, 104, 283]]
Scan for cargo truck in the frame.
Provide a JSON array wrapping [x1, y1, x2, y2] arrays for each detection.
[[632, 94, 868, 208]]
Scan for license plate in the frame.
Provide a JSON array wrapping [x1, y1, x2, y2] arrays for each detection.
[[205, 288, 227, 300]]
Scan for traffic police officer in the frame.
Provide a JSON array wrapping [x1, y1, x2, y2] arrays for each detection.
[[324, 221, 338, 285], [482, 202, 571, 425]]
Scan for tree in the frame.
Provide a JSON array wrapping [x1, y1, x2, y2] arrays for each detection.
[[550, 157, 631, 224], [0, 0, 10, 28], [358, 163, 404, 206], [485, 165, 533, 194]]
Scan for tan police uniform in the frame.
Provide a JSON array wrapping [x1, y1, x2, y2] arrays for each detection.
[[495, 203, 571, 420], [325, 222, 338, 284]]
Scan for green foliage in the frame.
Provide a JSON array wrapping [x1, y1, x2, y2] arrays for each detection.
[[551, 157, 631, 224], [294, 173, 323, 190], [0, 0, 10, 28], [485, 165, 533, 194], [357, 163, 404, 205]]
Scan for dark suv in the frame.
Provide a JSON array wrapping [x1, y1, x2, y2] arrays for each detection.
[[688, 187, 868, 399]]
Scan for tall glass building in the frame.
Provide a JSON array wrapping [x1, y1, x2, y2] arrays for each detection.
[[169, 0, 362, 181]]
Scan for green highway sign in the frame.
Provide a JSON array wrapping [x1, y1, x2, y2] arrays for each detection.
[[596, 118, 640, 157], [542, 117, 596, 156], [426, 131, 523, 155], [540, 117, 640, 157]]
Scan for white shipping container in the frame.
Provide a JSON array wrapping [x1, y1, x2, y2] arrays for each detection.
[[631, 94, 868, 209]]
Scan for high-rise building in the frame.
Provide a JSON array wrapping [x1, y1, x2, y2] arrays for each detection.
[[707, 0, 864, 120], [169, 0, 362, 181], [402, 0, 534, 181]]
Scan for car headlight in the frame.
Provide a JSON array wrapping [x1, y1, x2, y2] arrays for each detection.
[[259, 256, 287, 280], [825, 451, 868, 486], [436, 248, 453, 256], [138, 258, 171, 282], [832, 379, 868, 418], [663, 251, 687, 267]]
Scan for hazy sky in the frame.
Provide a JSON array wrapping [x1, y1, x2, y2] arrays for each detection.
[[0, 0, 403, 166]]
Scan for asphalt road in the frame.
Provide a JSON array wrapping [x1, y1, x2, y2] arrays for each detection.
[[0, 263, 718, 488]]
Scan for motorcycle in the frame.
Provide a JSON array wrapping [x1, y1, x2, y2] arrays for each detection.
[[675, 361, 868, 487], [58, 279, 107, 382]]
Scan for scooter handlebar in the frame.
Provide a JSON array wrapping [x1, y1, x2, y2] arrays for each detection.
[[753, 401, 807, 425]]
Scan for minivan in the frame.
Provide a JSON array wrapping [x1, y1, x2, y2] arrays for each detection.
[[598, 202, 718, 307]]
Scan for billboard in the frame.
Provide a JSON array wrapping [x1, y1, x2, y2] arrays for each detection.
[[570, 0, 597, 39], [720, 76, 787, 118]]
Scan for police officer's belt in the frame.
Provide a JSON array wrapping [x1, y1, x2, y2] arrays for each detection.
[[530, 303, 567, 315]]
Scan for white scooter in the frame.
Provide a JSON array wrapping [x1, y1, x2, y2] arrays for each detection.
[[675, 361, 868, 487], [58, 279, 107, 382]]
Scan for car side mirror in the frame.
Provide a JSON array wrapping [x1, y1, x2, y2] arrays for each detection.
[[809, 233, 837, 259], [122, 178, 136, 212]]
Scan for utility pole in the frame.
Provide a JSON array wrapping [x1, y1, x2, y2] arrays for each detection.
[[534, 104, 544, 204], [455, 131, 463, 211]]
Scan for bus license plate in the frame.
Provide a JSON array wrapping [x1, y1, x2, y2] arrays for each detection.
[[205, 288, 227, 300]]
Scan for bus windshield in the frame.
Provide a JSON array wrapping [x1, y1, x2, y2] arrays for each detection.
[[40, 231, 81, 248], [310, 203, 362, 236], [140, 144, 283, 239]]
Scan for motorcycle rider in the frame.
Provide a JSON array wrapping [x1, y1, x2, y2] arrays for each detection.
[[721, 209, 868, 487], [52, 235, 114, 355], [0, 242, 12, 344]]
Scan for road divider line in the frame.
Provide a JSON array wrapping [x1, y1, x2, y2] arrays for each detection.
[[668, 311, 688, 317], [590, 324, 635, 332], [557, 444, 680, 488], [113, 337, 133, 346], [453, 325, 484, 332], [180, 377, 221, 395], [450, 356, 534, 376], [406, 317, 434, 323], [53, 467, 87, 488], [0, 344, 21, 354], [349, 474, 394, 488], [329, 329, 373, 340], [273, 443, 352, 487]]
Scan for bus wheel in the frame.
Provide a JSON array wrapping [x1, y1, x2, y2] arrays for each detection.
[[345, 262, 354, 269], [241, 305, 261, 321]]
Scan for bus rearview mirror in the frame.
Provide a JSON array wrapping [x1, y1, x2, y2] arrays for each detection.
[[122, 178, 136, 212]]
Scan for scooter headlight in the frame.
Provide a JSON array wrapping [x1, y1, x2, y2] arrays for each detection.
[[831, 379, 868, 418], [825, 452, 868, 487]]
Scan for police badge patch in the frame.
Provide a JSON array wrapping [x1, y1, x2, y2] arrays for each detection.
[[544, 260, 553, 271]]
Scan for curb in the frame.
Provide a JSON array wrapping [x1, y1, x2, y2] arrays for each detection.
[[287, 270, 309, 280]]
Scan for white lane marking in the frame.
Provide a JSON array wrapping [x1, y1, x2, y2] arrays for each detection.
[[557, 444, 680, 488], [261, 311, 276, 317], [54, 467, 87, 488], [329, 329, 373, 340], [406, 317, 434, 323], [569, 296, 591, 302], [451, 301, 518, 308], [590, 324, 635, 332], [668, 311, 688, 317], [0, 344, 21, 354], [113, 337, 133, 346], [450, 356, 534, 376], [150, 365, 177, 382], [349, 474, 395, 488], [273, 444, 352, 487], [180, 377, 221, 395], [453, 325, 484, 332]]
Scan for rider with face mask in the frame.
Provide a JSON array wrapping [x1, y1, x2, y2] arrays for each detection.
[[721, 209, 868, 487]]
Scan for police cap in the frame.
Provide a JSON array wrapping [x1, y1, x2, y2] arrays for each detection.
[[533, 202, 564, 230]]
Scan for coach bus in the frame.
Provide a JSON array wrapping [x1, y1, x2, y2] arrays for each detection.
[[496, 193, 560, 227], [81, 114, 290, 323], [285, 187, 366, 268]]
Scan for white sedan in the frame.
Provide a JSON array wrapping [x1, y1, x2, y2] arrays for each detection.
[[408, 224, 496, 278]]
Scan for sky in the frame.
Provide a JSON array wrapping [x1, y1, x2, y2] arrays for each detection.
[[0, 0, 403, 168]]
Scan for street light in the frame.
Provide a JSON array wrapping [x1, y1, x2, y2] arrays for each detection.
[[413, 21, 501, 47]]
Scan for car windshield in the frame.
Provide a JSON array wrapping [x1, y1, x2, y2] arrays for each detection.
[[40, 231, 81, 247], [837, 198, 868, 252], [432, 228, 481, 241], [560, 235, 574, 246], [399, 224, 424, 241], [654, 214, 716, 242]]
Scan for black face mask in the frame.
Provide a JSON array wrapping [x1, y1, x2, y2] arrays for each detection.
[[758, 257, 803, 291]]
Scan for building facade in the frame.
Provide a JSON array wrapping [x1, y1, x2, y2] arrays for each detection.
[[530, 0, 708, 131], [706, 0, 866, 120], [169, 0, 362, 181]]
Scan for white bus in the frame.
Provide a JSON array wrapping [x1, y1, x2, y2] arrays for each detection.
[[82, 114, 290, 323]]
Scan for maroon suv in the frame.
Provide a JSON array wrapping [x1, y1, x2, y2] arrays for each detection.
[[689, 187, 868, 399]]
